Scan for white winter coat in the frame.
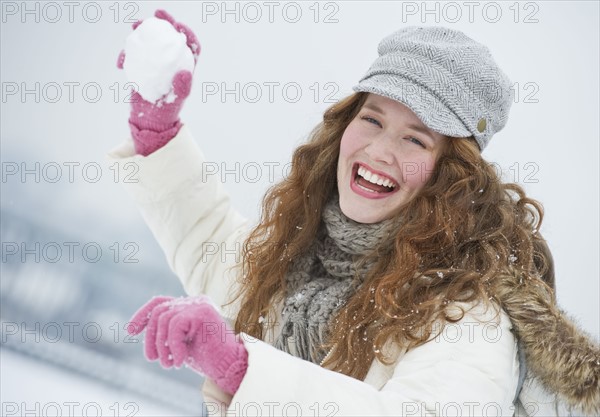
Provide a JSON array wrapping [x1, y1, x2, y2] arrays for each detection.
[[108, 125, 569, 417]]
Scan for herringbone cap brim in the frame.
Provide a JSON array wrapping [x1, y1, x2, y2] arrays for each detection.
[[353, 26, 514, 151]]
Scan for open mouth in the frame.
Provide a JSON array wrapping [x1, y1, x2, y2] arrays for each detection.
[[351, 163, 399, 195]]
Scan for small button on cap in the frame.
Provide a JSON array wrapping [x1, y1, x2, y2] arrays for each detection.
[[477, 118, 487, 133]]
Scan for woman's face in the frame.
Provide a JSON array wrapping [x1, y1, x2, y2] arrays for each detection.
[[337, 93, 447, 224]]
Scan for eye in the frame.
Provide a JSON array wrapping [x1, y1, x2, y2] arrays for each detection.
[[406, 136, 426, 149], [361, 116, 382, 128]]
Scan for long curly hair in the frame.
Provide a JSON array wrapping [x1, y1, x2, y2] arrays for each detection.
[[227, 91, 556, 381]]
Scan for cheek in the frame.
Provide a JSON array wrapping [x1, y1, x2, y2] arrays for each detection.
[[339, 123, 364, 159]]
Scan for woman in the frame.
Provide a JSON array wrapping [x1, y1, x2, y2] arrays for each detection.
[[111, 10, 599, 416]]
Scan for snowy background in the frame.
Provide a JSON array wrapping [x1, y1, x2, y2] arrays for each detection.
[[1, 1, 598, 416]]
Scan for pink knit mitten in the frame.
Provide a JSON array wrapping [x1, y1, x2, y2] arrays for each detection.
[[116, 9, 200, 156], [127, 296, 249, 396]]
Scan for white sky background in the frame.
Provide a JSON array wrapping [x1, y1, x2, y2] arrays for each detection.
[[1, 0, 598, 372]]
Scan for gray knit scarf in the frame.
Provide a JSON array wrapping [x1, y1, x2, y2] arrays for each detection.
[[273, 191, 396, 365]]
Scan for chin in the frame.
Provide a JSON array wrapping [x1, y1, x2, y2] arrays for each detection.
[[339, 196, 385, 224]]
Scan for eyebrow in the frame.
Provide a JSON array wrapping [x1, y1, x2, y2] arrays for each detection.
[[362, 102, 439, 141]]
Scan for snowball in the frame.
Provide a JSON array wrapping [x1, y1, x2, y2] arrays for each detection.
[[123, 17, 195, 103]]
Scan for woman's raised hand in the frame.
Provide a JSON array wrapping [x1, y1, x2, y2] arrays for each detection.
[[127, 295, 249, 396], [116, 9, 201, 156]]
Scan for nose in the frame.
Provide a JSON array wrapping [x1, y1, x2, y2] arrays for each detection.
[[364, 134, 395, 165]]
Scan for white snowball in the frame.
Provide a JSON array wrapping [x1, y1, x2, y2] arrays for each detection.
[[123, 17, 195, 103]]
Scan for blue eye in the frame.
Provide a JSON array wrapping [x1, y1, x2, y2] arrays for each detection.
[[361, 116, 382, 127], [407, 137, 426, 149]]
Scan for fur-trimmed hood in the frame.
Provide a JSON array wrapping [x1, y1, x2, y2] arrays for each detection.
[[497, 274, 600, 416]]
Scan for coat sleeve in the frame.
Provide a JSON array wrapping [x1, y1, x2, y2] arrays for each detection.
[[220, 301, 520, 417], [105, 125, 251, 321]]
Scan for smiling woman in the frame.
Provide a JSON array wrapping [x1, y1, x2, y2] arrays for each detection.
[[107, 9, 599, 417]]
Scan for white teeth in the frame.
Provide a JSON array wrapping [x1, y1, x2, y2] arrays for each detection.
[[357, 165, 396, 188]]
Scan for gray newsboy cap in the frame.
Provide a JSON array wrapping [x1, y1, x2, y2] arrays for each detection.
[[353, 26, 514, 151]]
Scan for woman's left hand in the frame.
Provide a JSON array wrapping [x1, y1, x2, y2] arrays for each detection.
[[127, 295, 249, 395]]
